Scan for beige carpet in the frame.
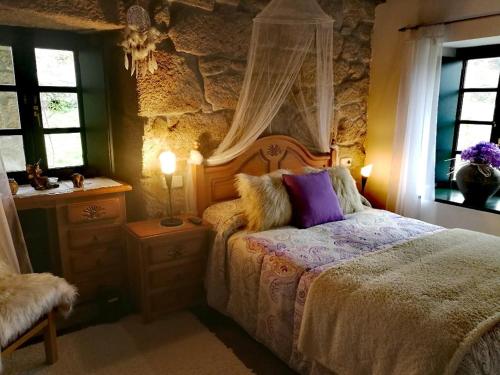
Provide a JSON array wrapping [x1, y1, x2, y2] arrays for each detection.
[[2, 312, 255, 374]]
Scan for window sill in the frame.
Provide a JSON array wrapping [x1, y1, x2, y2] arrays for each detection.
[[435, 188, 500, 215]]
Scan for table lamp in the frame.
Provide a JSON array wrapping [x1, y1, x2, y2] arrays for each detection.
[[360, 164, 373, 195], [159, 151, 183, 227]]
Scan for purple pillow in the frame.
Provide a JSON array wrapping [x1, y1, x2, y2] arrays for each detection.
[[282, 171, 344, 229]]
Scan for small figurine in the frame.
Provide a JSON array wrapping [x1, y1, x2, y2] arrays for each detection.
[[8, 178, 18, 195], [26, 161, 59, 190], [71, 173, 85, 188]]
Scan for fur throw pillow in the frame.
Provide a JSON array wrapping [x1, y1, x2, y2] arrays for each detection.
[[304, 166, 364, 214], [235, 170, 292, 231]]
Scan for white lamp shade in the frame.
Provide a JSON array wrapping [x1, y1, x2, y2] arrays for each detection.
[[361, 164, 373, 178], [159, 151, 176, 175]]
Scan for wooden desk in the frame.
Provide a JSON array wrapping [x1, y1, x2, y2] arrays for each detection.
[[14, 178, 132, 306]]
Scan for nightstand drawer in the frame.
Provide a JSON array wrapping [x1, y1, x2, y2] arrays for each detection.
[[69, 247, 122, 275], [68, 225, 122, 249], [150, 286, 203, 315], [145, 233, 207, 265], [67, 198, 121, 224], [149, 260, 204, 290]]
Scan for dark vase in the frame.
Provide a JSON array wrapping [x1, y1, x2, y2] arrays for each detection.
[[456, 163, 500, 207]]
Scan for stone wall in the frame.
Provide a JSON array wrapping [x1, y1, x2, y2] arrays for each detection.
[[0, 0, 378, 219], [0, 0, 125, 30], [137, 0, 377, 217]]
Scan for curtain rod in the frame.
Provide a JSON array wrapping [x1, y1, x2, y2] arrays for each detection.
[[398, 11, 500, 32]]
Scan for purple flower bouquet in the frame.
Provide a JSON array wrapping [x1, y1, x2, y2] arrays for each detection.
[[457, 142, 500, 206], [461, 141, 500, 168]]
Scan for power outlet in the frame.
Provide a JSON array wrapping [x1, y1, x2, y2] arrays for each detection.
[[172, 175, 183, 188], [340, 157, 353, 168]]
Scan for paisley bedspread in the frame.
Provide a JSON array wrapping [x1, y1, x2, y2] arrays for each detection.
[[203, 204, 500, 374]]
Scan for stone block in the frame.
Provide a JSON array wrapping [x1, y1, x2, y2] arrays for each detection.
[[137, 51, 204, 116], [169, 6, 253, 59], [356, 21, 374, 42], [335, 77, 369, 106], [199, 56, 232, 76], [337, 117, 366, 145], [171, 0, 215, 11], [333, 59, 350, 85], [216, 0, 240, 6], [239, 0, 269, 13], [142, 112, 230, 177], [203, 70, 244, 110], [154, 4, 171, 28]]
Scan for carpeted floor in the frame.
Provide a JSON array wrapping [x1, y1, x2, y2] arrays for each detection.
[[2, 312, 255, 375]]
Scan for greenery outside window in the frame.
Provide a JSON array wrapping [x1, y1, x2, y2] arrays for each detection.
[[0, 26, 113, 184], [0, 34, 87, 180]]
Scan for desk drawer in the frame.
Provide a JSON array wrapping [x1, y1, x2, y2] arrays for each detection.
[[69, 225, 122, 249], [70, 248, 122, 275], [149, 260, 204, 290], [67, 198, 121, 224], [75, 271, 124, 303], [145, 232, 207, 265]]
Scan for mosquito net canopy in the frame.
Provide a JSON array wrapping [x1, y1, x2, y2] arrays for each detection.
[[206, 0, 334, 166]]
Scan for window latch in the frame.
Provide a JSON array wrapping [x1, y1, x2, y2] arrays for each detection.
[[33, 105, 42, 127]]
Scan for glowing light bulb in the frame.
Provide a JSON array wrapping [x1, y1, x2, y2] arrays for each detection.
[[361, 164, 373, 178], [159, 151, 176, 175]]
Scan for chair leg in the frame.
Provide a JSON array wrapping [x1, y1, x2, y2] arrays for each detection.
[[43, 311, 58, 364]]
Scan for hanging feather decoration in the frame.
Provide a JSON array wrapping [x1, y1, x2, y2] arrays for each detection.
[[121, 4, 160, 77]]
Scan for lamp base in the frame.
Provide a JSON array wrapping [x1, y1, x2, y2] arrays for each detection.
[[160, 217, 183, 227]]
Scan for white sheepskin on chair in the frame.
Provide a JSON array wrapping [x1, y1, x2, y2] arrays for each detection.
[[0, 262, 77, 348]]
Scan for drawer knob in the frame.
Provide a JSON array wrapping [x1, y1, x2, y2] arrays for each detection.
[[168, 248, 182, 259]]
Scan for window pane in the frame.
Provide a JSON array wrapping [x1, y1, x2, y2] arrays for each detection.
[[40, 93, 80, 128], [44, 133, 83, 168], [460, 92, 496, 121], [0, 46, 15, 85], [464, 57, 500, 88], [0, 135, 26, 172], [456, 123, 492, 151], [0, 92, 21, 129], [35, 48, 76, 87]]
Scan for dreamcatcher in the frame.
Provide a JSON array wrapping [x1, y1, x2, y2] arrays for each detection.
[[121, 4, 161, 77]]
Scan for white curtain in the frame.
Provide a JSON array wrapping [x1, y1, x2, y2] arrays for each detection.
[[0, 155, 32, 273], [207, 0, 334, 166], [387, 26, 445, 219]]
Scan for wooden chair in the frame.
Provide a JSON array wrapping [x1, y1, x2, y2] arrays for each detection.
[[1, 310, 58, 364]]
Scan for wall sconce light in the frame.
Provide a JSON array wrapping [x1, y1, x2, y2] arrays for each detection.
[[360, 164, 373, 195], [159, 151, 183, 227]]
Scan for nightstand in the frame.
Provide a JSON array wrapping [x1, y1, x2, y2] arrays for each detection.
[[125, 215, 209, 322]]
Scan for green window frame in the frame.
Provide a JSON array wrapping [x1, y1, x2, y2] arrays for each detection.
[[0, 27, 91, 183], [436, 45, 500, 188]]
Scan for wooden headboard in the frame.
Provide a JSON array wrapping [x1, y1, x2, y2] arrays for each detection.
[[194, 135, 336, 215]]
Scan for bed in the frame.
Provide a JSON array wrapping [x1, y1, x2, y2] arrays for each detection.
[[193, 135, 500, 375]]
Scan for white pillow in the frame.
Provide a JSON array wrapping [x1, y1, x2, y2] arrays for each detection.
[[235, 170, 292, 231], [304, 166, 364, 214]]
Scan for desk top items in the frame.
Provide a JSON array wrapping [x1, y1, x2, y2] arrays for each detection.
[[26, 161, 59, 190], [71, 173, 85, 188], [8, 178, 19, 195]]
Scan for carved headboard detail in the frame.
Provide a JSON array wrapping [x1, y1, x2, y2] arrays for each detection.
[[194, 135, 336, 215]]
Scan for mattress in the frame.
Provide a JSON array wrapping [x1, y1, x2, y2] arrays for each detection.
[[203, 204, 500, 374]]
